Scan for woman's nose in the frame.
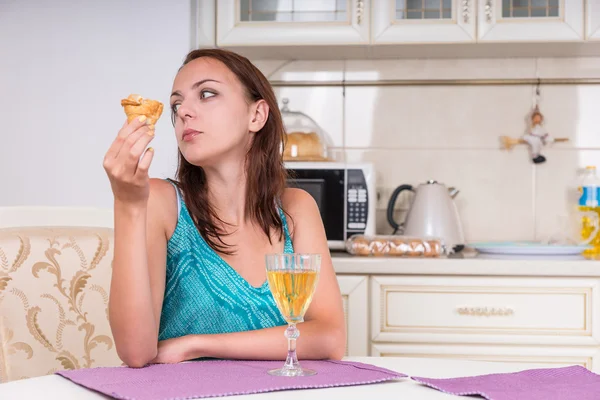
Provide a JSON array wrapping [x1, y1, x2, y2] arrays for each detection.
[[177, 101, 196, 120]]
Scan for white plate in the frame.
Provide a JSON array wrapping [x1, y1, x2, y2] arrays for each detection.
[[469, 241, 590, 256]]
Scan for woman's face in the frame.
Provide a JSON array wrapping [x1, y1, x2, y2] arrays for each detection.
[[170, 57, 255, 167]]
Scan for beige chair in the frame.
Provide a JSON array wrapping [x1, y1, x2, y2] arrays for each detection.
[[0, 206, 122, 382]]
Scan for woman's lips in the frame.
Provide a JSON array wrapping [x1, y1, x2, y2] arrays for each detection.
[[182, 129, 201, 142]]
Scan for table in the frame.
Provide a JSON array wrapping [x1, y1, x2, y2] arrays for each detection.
[[0, 356, 553, 399]]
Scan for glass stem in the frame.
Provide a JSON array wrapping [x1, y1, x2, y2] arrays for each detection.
[[283, 324, 300, 370]]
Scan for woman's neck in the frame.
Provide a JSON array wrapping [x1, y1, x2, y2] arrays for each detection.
[[203, 160, 248, 227]]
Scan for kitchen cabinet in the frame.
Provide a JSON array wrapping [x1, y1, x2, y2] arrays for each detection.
[[587, 0, 600, 40], [215, 0, 370, 46], [195, 0, 216, 47], [334, 256, 600, 372], [370, 275, 600, 346], [337, 275, 369, 357], [371, 343, 600, 371], [372, 0, 477, 44], [477, 0, 584, 42]]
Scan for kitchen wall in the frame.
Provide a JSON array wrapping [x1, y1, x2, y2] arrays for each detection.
[[254, 58, 600, 243], [1, 1, 599, 244], [0, 0, 190, 208]]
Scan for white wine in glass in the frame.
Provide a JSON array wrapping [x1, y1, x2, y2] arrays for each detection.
[[265, 253, 320, 377]]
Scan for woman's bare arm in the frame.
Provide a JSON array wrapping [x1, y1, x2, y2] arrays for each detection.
[[108, 179, 173, 367]]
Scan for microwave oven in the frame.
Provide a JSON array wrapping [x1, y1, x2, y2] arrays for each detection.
[[284, 161, 376, 250]]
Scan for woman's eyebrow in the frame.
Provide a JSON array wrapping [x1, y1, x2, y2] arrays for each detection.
[[171, 79, 222, 98]]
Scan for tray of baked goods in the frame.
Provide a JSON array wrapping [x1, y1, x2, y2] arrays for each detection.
[[345, 235, 445, 257]]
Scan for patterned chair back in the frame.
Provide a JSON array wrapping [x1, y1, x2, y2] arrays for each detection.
[[0, 208, 121, 382]]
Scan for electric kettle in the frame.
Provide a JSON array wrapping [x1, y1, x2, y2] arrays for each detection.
[[386, 180, 465, 252]]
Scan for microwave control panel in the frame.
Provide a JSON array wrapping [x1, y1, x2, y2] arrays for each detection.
[[346, 169, 368, 231]]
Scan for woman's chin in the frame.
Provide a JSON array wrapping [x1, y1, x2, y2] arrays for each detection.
[[181, 150, 210, 167]]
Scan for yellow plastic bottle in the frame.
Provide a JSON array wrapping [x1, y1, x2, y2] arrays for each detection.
[[578, 166, 600, 257]]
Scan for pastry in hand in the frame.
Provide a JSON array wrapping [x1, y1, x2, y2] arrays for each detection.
[[120, 94, 164, 125]]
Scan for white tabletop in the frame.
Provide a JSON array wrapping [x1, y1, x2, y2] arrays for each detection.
[[0, 356, 551, 399]]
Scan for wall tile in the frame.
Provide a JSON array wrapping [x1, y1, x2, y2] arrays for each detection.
[[344, 58, 536, 81], [274, 86, 344, 148], [252, 59, 288, 78], [537, 57, 600, 79], [345, 149, 535, 242], [344, 85, 535, 149], [533, 85, 600, 149], [534, 149, 600, 242], [266, 60, 344, 82]]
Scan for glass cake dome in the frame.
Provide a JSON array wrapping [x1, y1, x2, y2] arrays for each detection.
[[280, 98, 333, 161]]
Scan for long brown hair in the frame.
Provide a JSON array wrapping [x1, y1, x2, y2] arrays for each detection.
[[171, 48, 289, 255]]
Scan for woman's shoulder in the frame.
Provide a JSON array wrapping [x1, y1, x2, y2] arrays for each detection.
[[148, 178, 179, 238], [280, 188, 320, 232], [280, 187, 317, 213]]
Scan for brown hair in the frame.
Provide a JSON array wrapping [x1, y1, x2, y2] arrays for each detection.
[[171, 48, 289, 255]]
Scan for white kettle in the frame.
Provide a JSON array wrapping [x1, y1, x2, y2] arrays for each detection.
[[386, 180, 465, 252]]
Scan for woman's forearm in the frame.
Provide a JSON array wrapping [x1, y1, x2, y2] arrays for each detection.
[[109, 202, 158, 366], [187, 320, 346, 362]]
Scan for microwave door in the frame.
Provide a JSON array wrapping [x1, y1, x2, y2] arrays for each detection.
[[286, 170, 345, 247]]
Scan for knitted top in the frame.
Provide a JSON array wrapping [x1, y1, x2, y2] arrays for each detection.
[[158, 181, 290, 340]]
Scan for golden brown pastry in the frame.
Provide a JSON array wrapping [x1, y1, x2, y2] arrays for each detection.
[[407, 239, 426, 256], [370, 238, 389, 256], [120, 94, 164, 125], [283, 132, 326, 161], [424, 240, 442, 257], [389, 237, 410, 256], [348, 236, 371, 256]]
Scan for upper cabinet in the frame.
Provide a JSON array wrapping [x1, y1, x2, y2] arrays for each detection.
[[216, 0, 370, 46], [195, 0, 216, 48], [372, 0, 476, 44], [477, 0, 584, 42], [197, 0, 596, 52], [587, 0, 600, 40]]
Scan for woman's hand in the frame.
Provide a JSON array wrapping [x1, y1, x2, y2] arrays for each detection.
[[103, 116, 155, 207], [150, 335, 201, 365]]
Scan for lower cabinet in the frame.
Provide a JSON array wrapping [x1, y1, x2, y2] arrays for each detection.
[[337, 273, 600, 372], [371, 343, 600, 372], [337, 275, 369, 357]]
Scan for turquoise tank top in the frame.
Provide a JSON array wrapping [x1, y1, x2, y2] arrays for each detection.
[[158, 181, 290, 341]]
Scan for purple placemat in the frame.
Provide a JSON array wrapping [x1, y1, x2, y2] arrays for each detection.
[[411, 365, 600, 400], [56, 359, 405, 399]]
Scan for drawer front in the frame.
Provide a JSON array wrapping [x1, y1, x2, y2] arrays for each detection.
[[371, 276, 600, 345], [371, 343, 600, 373]]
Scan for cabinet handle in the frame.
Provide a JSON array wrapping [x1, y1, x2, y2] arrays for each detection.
[[356, 0, 365, 25], [485, 0, 493, 22], [462, 0, 470, 24], [456, 306, 514, 317]]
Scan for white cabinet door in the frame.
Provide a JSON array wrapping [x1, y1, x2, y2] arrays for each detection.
[[477, 0, 584, 42], [371, 275, 600, 346], [586, 0, 600, 40], [215, 0, 370, 46], [371, 343, 600, 372], [372, 0, 476, 43], [194, 0, 216, 48], [337, 275, 369, 357]]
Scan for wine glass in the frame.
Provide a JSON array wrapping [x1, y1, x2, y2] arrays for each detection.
[[265, 253, 321, 377]]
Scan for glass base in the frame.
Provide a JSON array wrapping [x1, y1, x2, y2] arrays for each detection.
[[268, 367, 317, 377]]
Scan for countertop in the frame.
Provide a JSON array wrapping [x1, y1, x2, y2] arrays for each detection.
[[331, 250, 600, 277]]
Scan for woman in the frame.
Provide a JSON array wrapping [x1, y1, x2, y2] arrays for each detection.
[[103, 48, 346, 368]]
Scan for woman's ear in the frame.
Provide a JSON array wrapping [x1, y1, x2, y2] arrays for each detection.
[[249, 99, 269, 133]]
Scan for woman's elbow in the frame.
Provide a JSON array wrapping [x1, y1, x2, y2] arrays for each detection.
[[116, 346, 157, 368], [323, 325, 347, 360]]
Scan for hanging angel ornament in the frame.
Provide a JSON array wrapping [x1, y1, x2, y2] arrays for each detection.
[[500, 81, 568, 164]]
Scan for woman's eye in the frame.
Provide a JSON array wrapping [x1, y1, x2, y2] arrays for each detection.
[[171, 103, 180, 113], [200, 90, 216, 99]]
